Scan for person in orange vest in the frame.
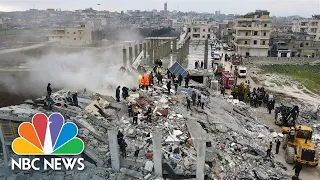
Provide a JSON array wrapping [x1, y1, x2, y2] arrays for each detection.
[[143, 73, 150, 90], [141, 76, 146, 90]]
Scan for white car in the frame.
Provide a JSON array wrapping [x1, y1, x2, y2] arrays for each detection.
[[238, 66, 247, 77]]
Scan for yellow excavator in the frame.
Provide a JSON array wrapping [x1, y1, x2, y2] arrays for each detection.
[[282, 125, 318, 166], [231, 82, 250, 102]]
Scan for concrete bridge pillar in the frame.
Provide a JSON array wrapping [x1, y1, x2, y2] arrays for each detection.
[[129, 45, 133, 65], [204, 39, 208, 69], [143, 42, 147, 58], [122, 46, 127, 67], [134, 44, 138, 59]]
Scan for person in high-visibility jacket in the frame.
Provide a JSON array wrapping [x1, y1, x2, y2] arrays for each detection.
[[143, 73, 150, 90], [138, 75, 142, 88], [140, 76, 146, 90]]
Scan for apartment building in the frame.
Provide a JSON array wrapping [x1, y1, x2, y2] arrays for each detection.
[[187, 19, 215, 41], [47, 24, 92, 46], [232, 10, 272, 57], [292, 15, 320, 42]]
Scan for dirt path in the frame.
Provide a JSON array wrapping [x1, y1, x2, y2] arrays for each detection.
[[252, 107, 320, 180]]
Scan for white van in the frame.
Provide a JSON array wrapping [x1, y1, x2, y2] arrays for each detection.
[[238, 66, 247, 77]]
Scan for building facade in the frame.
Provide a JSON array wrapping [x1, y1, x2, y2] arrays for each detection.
[[232, 10, 272, 57], [187, 20, 215, 41], [292, 15, 320, 42], [47, 24, 92, 46]]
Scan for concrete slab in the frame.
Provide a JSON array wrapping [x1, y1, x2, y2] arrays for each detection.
[[120, 168, 143, 179], [186, 119, 207, 150]]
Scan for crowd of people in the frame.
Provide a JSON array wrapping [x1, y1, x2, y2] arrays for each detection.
[[247, 86, 275, 112]]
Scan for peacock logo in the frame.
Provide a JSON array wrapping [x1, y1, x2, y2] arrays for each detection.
[[12, 113, 84, 155]]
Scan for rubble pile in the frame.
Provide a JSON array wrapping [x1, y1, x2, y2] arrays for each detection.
[[0, 79, 300, 179]]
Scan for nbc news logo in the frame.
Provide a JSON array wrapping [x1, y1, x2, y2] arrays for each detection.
[[11, 113, 85, 170]]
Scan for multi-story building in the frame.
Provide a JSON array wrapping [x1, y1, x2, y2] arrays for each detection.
[[232, 10, 272, 57], [47, 24, 92, 46], [292, 15, 320, 41], [187, 19, 215, 41]]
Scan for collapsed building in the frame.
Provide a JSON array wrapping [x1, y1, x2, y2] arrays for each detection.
[[2, 73, 319, 180]]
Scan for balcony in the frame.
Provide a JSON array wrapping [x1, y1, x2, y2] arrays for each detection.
[[235, 43, 268, 49], [234, 35, 251, 40], [235, 18, 252, 22], [234, 26, 252, 30]]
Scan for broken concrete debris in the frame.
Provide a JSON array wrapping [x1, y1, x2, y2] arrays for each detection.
[[1, 76, 314, 179]]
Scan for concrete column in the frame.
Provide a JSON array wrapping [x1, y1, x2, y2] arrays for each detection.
[[152, 131, 162, 177], [143, 42, 147, 58], [122, 47, 127, 67], [150, 39, 154, 64], [129, 45, 133, 65], [139, 43, 143, 53], [134, 44, 138, 59], [0, 127, 9, 167], [170, 54, 173, 67], [204, 39, 208, 69], [173, 39, 177, 52], [108, 129, 121, 171], [196, 138, 206, 180], [177, 48, 181, 64]]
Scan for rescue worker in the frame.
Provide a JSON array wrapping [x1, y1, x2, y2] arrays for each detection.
[[289, 127, 295, 142], [186, 97, 191, 111], [167, 69, 171, 79], [159, 59, 163, 68], [166, 81, 171, 94], [146, 106, 152, 123], [144, 73, 150, 90], [293, 162, 302, 177], [72, 92, 78, 107], [122, 86, 129, 100], [47, 83, 52, 95], [150, 72, 154, 85], [201, 94, 206, 109], [267, 101, 273, 114], [201, 61, 204, 69], [133, 107, 140, 124], [275, 139, 281, 154], [173, 77, 179, 93], [116, 86, 121, 102], [119, 140, 128, 158], [117, 130, 124, 145], [230, 64, 233, 70], [191, 91, 196, 106], [266, 141, 272, 158], [197, 93, 201, 107], [185, 74, 190, 88], [128, 103, 133, 117], [141, 76, 145, 90], [157, 73, 163, 85], [138, 74, 142, 88], [178, 74, 183, 86], [220, 86, 226, 97]]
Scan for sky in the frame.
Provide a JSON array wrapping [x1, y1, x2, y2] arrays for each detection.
[[0, 0, 319, 17]]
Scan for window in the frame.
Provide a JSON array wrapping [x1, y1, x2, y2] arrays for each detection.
[[264, 24, 267, 27], [262, 41, 266, 45], [254, 40, 257, 45], [263, 32, 267, 36], [254, 31, 258, 36], [202, 35, 205, 38], [73, 32, 76, 34], [203, 29, 206, 32], [244, 41, 248, 44], [74, 38, 76, 40], [245, 32, 248, 36], [300, 43, 303, 47], [306, 43, 309, 46]]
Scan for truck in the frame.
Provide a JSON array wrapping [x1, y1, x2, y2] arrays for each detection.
[[221, 71, 237, 89]]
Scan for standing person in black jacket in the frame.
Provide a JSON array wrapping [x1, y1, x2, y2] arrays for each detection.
[[178, 74, 183, 86], [293, 162, 302, 177], [166, 81, 171, 94], [47, 83, 52, 95]]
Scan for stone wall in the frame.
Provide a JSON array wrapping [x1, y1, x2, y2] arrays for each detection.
[[244, 57, 320, 65]]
